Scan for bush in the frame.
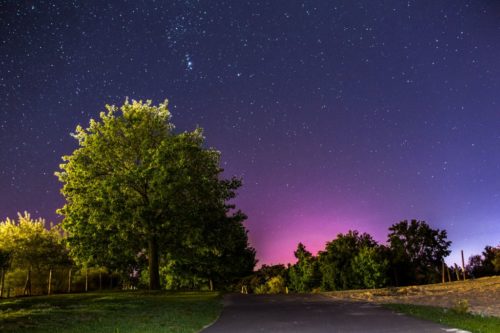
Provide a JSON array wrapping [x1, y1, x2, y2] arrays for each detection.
[[266, 276, 286, 294], [452, 299, 469, 314], [254, 284, 268, 294]]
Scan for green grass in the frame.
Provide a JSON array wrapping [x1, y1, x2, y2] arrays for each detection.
[[384, 303, 500, 333], [0, 291, 221, 333]]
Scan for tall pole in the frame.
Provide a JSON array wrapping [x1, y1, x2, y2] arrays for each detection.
[[461, 250, 466, 281]]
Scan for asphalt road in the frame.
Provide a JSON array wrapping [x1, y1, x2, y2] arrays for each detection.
[[202, 294, 464, 333]]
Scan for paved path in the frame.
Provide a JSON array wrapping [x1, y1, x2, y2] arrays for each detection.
[[202, 294, 464, 333]]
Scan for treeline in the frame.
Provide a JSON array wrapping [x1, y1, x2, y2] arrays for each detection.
[[242, 220, 500, 293], [0, 211, 255, 297], [0, 213, 124, 297]]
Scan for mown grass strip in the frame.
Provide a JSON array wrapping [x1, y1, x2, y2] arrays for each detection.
[[0, 291, 222, 333], [384, 303, 500, 333]]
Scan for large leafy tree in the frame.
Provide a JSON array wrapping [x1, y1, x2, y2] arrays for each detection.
[[388, 220, 451, 285], [318, 230, 377, 290], [56, 99, 245, 289]]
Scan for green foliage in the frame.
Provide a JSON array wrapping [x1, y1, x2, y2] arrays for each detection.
[[318, 230, 377, 290], [351, 246, 389, 289], [56, 99, 254, 290], [239, 264, 287, 293], [288, 243, 321, 292], [164, 211, 256, 291], [388, 220, 451, 285], [266, 276, 286, 294], [0, 212, 69, 270], [0, 212, 71, 295]]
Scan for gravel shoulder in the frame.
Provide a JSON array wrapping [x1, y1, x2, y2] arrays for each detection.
[[324, 276, 500, 317]]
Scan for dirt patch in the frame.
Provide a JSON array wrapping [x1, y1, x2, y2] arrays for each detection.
[[324, 276, 500, 317]]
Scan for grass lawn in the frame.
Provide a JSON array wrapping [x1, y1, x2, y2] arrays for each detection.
[[384, 303, 500, 333], [0, 291, 221, 333]]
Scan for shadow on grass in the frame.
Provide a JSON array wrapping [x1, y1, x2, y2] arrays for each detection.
[[0, 291, 221, 333]]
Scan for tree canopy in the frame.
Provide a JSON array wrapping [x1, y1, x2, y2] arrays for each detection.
[[388, 219, 451, 285], [56, 99, 255, 289]]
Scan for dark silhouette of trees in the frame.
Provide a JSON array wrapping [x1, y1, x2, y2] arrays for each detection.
[[387, 220, 451, 285], [467, 245, 500, 278]]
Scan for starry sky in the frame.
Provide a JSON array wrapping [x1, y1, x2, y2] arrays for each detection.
[[1, 1, 500, 266]]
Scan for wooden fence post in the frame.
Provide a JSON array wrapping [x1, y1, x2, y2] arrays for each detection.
[[68, 268, 72, 293], [48, 269, 52, 295], [461, 250, 466, 281], [441, 261, 445, 283]]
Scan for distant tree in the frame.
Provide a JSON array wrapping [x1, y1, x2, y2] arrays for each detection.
[[388, 220, 451, 285], [318, 230, 377, 290], [288, 243, 321, 292], [351, 246, 388, 289], [466, 245, 500, 278], [56, 100, 246, 290], [0, 212, 70, 295], [493, 246, 500, 273]]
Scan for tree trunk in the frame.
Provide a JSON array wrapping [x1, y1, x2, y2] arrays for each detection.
[[148, 237, 161, 290], [48, 269, 52, 295], [0, 268, 4, 298], [109, 272, 113, 289], [23, 267, 32, 296], [85, 268, 88, 292], [99, 271, 102, 290], [0, 268, 5, 298], [209, 279, 213, 291]]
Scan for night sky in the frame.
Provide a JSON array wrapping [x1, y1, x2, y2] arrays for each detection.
[[1, 1, 500, 266]]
